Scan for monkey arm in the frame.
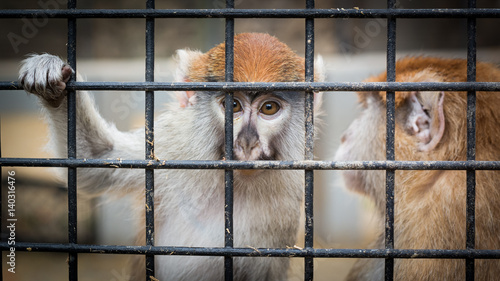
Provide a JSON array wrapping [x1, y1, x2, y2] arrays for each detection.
[[19, 54, 145, 194], [46, 92, 145, 194]]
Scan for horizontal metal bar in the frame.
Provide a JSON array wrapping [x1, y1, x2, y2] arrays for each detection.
[[3, 242, 500, 259], [0, 8, 500, 19], [3, 81, 500, 92], [2, 158, 500, 170]]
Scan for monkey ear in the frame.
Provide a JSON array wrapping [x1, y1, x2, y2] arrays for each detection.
[[314, 55, 325, 82], [313, 55, 325, 111], [406, 91, 445, 151], [174, 49, 203, 108]]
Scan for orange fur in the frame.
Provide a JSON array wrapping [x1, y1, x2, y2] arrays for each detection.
[[187, 33, 307, 83], [345, 57, 500, 280], [360, 56, 500, 108]]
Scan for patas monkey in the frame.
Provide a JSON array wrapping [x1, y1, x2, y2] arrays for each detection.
[[335, 57, 500, 280], [19, 33, 323, 280]]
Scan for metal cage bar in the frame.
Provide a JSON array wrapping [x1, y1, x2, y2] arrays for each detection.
[[304, 0, 316, 280], [384, 0, 396, 279], [66, 0, 78, 280], [5, 241, 500, 258], [1, 8, 500, 18], [0, 158, 500, 170], [223, 0, 235, 280], [466, 0, 477, 280], [0, 110, 2, 281], [4, 158, 500, 170], [1, 3, 499, 281], [3, 81, 500, 92], [4, 81, 500, 92], [145, 0, 156, 279]]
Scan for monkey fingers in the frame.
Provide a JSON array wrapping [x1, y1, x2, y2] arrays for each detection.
[[19, 53, 74, 107]]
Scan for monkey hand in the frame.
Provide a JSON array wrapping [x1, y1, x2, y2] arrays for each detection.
[[19, 54, 74, 108]]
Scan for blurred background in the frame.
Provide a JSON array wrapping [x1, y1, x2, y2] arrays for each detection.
[[1, 0, 500, 280]]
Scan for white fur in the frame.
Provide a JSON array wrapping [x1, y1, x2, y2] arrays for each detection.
[[19, 53, 308, 281], [334, 96, 386, 203], [174, 49, 203, 107], [314, 54, 326, 83], [173, 49, 203, 82]]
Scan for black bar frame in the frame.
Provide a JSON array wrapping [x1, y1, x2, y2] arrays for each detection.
[[223, 1, 235, 280], [3, 81, 500, 92], [384, 0, 396, 279], [1, 8, 500, 18], [465, 1, 477, 280], [145, 0, 156, 279], [66, 0, 78, 279], [304, 0, 315, 280], [1, 3, 499, 281]]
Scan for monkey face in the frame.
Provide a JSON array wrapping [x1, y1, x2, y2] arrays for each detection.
[[335, 95, 387, 198], [187, 89, 314, 177], [335, 91, 447, 200], [173, 32, 324, 176], [216, 92, 297, 165]]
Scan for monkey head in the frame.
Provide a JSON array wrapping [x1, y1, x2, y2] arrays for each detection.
[[334, 57, 483, 208], [172, 33, 323, 175]]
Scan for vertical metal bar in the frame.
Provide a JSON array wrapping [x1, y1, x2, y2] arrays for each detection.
[[224, 0, 235, 280], [145, 0, 156, 279], [67, 0, 78, 280], [0, 116, 3, 281], [385, 0, 397, 280], [304, 1, 315, 155], [304, 0, 315, 280], [466, 0, 477, 280]]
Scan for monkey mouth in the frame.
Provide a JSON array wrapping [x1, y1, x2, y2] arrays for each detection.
[[218, 152, 274, 176], [233, 152, 275, 161], [341, 170, 366, 195], [236, 169, 264, 176], [218, 148, 276, 178], [233, 153, 274, 176]]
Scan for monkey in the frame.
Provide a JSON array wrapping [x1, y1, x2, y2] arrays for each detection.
[[335, 56, 500, 280], [18, 33, 323, 281]]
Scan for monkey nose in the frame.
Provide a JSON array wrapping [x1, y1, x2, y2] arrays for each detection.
[[234, 138, 261, 161], [340, 130, 350, 143]]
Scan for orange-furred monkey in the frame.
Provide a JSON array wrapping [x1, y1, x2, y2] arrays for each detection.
[[335, 57, 500, 281]]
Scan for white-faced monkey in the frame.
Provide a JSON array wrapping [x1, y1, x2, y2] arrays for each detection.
[[19, 33, 323, 281]]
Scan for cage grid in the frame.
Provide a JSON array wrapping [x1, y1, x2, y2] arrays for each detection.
[[1, 1, 500, 281]]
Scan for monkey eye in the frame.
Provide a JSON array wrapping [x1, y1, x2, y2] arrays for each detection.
[[222, 99, 243, 113], [232, 100, 242, 113], [260, 101, 280, 115], [423, 108, 430, 116]]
